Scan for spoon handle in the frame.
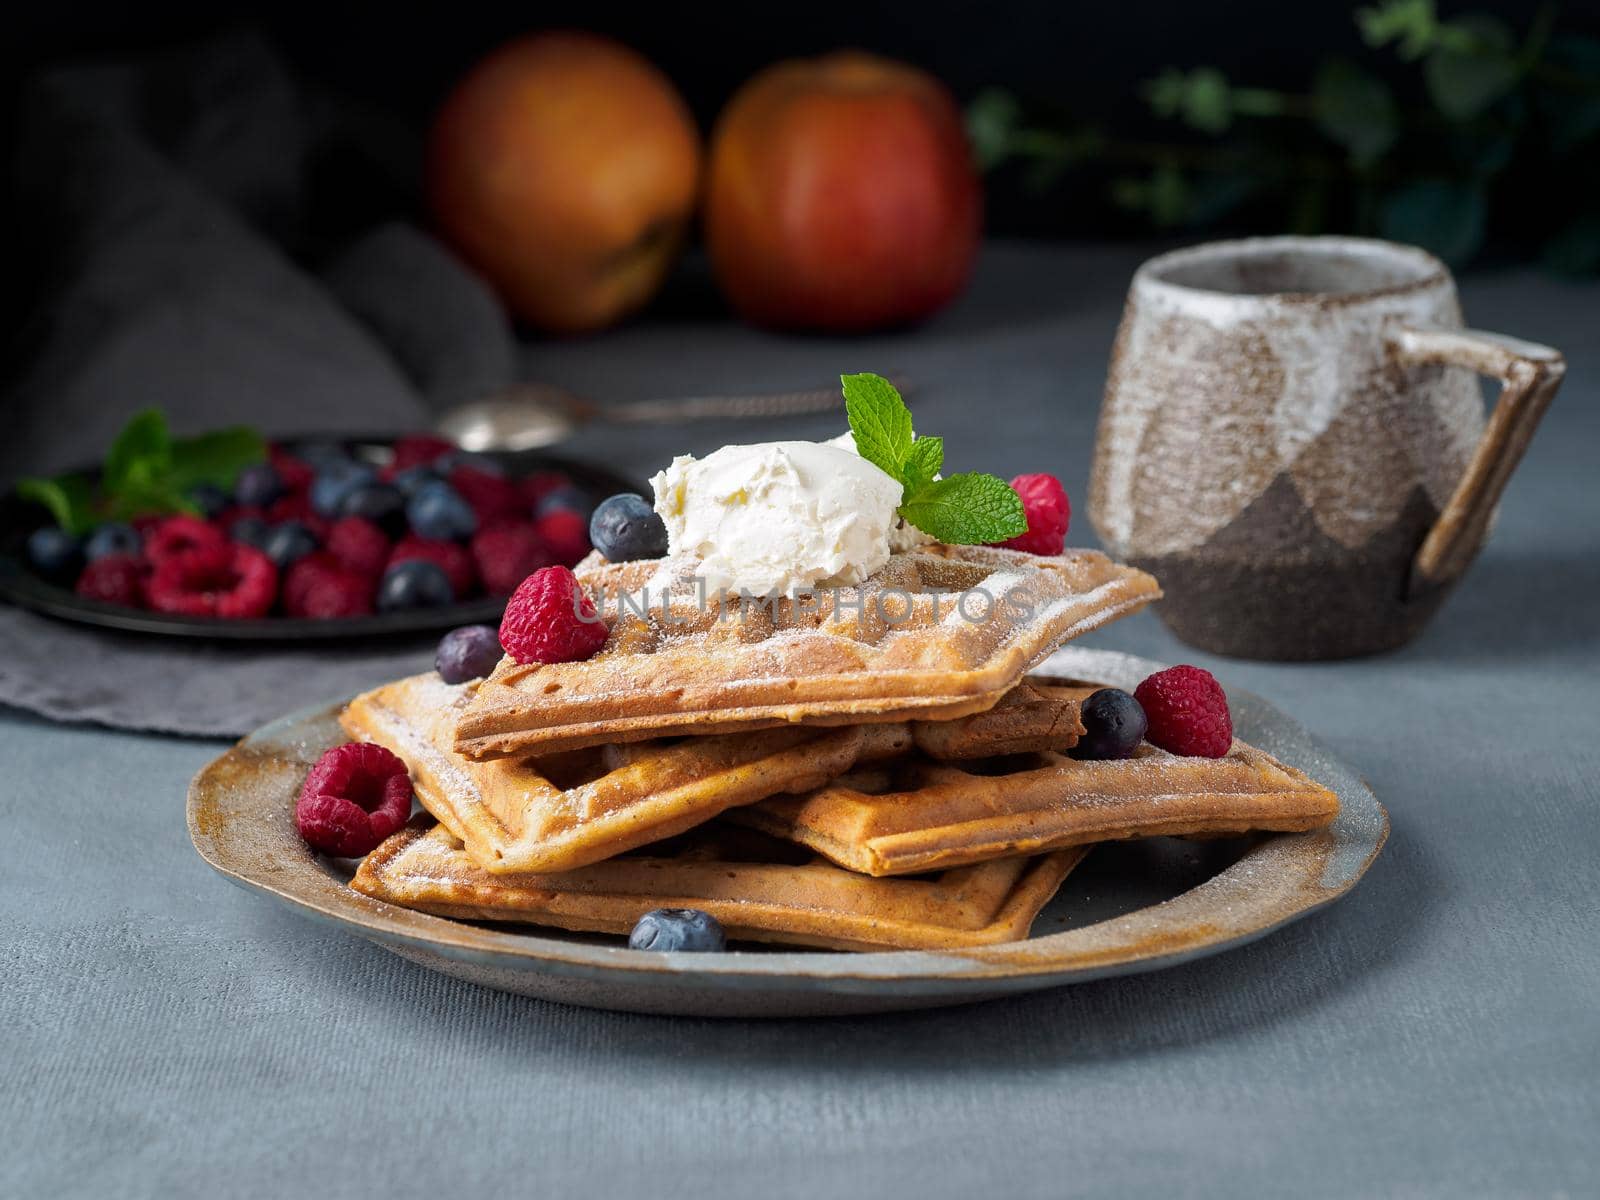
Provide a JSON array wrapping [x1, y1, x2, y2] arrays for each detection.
[[599, 376, 908, 425]]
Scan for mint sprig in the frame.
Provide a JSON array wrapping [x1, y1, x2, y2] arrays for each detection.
[[840, 372, 1027, 545], [17, 408, 267, 534]]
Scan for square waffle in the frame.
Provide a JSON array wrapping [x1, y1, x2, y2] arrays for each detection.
[[351, 819, 1088, 951], [452, 544, 1159, 760], [730, 686, 1340, 876]]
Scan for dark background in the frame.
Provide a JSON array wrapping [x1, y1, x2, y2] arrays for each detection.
[[12, 0, 1600, 239]]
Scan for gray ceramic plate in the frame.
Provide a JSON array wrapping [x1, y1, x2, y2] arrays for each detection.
[[187, 648, 1387, 1017]]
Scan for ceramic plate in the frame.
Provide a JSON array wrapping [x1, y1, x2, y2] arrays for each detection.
[[0, 438, 638, 641], [187, 647, 1387, 1017]]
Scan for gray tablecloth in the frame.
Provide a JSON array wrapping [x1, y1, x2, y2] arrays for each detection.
[[3, 243, 1597, 1199]]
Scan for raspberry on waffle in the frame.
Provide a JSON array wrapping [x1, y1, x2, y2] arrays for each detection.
[[451, 543, 1160, 760]]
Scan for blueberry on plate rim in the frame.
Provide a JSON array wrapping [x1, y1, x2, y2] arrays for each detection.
[[628, 908, 727, 952], [26, 527, 82, 581]]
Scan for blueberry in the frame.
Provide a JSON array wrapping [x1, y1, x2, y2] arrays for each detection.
[[435, 624, 503, 683], [338, 482, 407, 537], [293, 440, 353, 470], [84, 522, 142, 561], [234, 463, 284, 508], [628, 908, 726, 952], [1072, 688, 1148, 760], [377, 559, 454, 612], [229, 516, 270, 549], [262, 521, 319, 568], [310, 462, 378, 518], [188, 482, 230, 519], [406, 481, 477, 541], [535, 486, 592, 520], [589, 494, 668, 561], [26, 527, 82, 581], [391, 464, 444, 498]]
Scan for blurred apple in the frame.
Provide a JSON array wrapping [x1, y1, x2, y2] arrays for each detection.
[[428, 32, 702, 334], [705, 51, 981, 332]]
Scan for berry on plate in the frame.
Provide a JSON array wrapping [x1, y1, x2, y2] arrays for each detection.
[[310, 461, 378, 518], [628, 908, 726, 952], [588, 493, 667, 561], [147, 544, 278, 619], [471, 521, 552, 595], [406, 481, 477, 541], [283, 553, 373, 618], [145, 515, 227, 564], [75, 553, 146, 607], [187, 482, 231, 519], [85, 522, 143, 561], [233, 462, 285, 508], [996, 473, 1070, 556], [268, 448, 315, 492], [1134, 665, 1233, 758], [388, 433, 456, 474], [27, 527, 82, 581], [449, 465, 523, 526], [295, 742, 412, 856], [435, 624, 503, 683], [389, 536, 477, 599], [1072, 688, 1148, 760], [498, 565, 608, 665], [534, 508, 591, 566], [262, 521, 319, 569], [534, 486, 592, 519], [325, 516, 391, 579], [377, 559, 455, 612], [338, 482, 407, 538], [225, 513, 270, 549]]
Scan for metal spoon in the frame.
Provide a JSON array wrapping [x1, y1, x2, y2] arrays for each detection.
[[437, 377, 905, 452]]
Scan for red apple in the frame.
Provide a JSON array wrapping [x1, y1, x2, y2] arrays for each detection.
[[428, 32, 702, 334], [705, 51, 982, 332]]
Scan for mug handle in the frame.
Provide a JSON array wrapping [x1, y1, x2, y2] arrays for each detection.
[[1389, 326, 1565, 599]]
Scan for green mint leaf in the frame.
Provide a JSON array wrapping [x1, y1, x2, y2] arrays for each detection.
[[899, 472, 1027, 545], [17, 474, 98, 535], [902, 436, 944, 492], [841, 372, 913, 484], [103, 409, 171, 495], [168, 427, 267, 492]]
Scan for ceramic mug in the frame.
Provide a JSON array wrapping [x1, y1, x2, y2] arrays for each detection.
[[1089, 236, 1565, 660]]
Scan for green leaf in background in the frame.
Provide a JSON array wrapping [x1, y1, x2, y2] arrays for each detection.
[[966, 89, 1023, 172], [1424, 15, 1518, 120], [1145, 67, 1232, 134], [168, 427, 268, 492], [1314, 60, 1399, 167], [1543, 217, 1600, 276], [16, 474, 98, 535], [898, 473, 1027, 545], [1112, 165, 1193, 228], [903, 436, 944, 493], [841, 373, 914, 482], [102, 408, 171, 495], [1357, 0, 1445, 60], [1379, 179, 1488, 264]]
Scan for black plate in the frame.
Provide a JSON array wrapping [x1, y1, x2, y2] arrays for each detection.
[[0, 436, 641, 642]]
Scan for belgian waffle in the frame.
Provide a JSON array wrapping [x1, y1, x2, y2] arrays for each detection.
[[351, 819, 1088, 952], [731, 686, 1340, 876], [452, 544, 1159, 760]]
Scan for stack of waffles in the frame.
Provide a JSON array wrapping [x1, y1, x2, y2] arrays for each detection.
[[346, 545, 1340, 951]]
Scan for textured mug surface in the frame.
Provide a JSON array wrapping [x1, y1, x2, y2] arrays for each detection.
[[1089, 236, 1563, 660]]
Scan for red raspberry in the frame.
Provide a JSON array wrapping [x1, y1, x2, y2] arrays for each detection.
[[75, 554, 146, 607], [471, 521, 553, 595], [268, 448, 315, 493], [997, 473, 1071, 556], [534, 508, 591, 566], [518, 470, 571, 508], [145, 514, 227, 564], [282, 553, 373, 618], [389, 535, 478, 599], [267, 491, 329, 539], [295, 742, 412, 856], [147, 544, 278, 618], [387, 433, 456, 475], [449, 466, 524, 526], [325, 516, 390, 579], [1134, 665, 1233, 758], [499, 565, 609, 665]]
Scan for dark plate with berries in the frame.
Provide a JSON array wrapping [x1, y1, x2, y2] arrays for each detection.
[[187, 647, 1388, 1018], [0, 430, 641, 641]]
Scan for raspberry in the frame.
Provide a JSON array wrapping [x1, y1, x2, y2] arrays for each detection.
[[471, 521, 553, 595], [1134, 665, 1233, 758], [268, 448, 315, 493], [449, 465, 524, 526], [387, 434, 456, 475], [389, 535, 478, 599], [75, 554, 146, 607], [499, 566, 609, 665], [282, 553, 373, 618], [295, 742, 412, 856], [997, 473, 1071, 556], [145, 514, 227, 564], [325, 516, 390, 579], [267, 491, 329, 539], [147, 544, 278, 618], [534, 508, 591, 566], [518, 470, 571, 508]]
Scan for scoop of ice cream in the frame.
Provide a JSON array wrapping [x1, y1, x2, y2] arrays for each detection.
[[825, 430, 938, 552], [650, 440, 902, 595]]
